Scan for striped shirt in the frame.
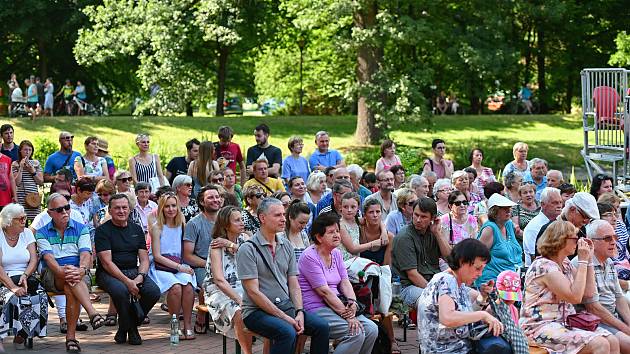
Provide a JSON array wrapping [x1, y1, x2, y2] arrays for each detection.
[[36, 219, 91, 268], [133, 154, 157, 183]]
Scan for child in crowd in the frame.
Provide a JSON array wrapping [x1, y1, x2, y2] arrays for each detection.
[[496, 270, 522, 324]]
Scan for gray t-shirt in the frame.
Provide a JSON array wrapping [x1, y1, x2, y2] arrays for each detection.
[[183, 213, 214, 263], [365, 191, 398, 222], [237, 231, 298, 320]]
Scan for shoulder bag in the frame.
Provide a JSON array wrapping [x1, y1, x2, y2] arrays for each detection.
[[245, 240, 296, 318]]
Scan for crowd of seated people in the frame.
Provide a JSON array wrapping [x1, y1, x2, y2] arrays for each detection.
[[3, 121, 630, 354]]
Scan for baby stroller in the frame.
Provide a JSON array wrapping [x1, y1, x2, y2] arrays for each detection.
[[72, 96, 102, 116], [8, 96, 28, 117]]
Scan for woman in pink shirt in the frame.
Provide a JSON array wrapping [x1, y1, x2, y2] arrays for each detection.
[[298, 213, 378, 354]]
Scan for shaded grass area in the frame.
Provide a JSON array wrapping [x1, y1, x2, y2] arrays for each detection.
[[4, 114, 584, 174]]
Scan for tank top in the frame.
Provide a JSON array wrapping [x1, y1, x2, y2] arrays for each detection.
[[134, 154, 157, 183]]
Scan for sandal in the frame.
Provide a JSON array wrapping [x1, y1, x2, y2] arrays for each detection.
[[142, 316, 150, 325], [194, 320, 207, 334], [391, 340, 401, 354], [104, 314, 117, 327], [160, 303, 168, 312], [76, 320, 88, 332], [66, 339, 81, 353], [90, 293, 101, 303], [181, 329, 196, 340], [89, 313, 105, 330], [60, 322, 68, 334]]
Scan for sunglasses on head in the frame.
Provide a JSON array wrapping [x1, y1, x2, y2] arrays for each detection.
[[117, 177, 132, 183], [49, 204, 71, 213], [452, 200, 469, 207]]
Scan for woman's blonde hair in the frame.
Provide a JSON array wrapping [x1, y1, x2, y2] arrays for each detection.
[[155, 193, 185, 230], [512, 142, 528, 159], [597, 192, 620, 207], [537, 220, 577, 258], [395, 188, 416, 210]]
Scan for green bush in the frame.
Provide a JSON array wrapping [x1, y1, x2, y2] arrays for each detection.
[[33, 137, 59, 164]]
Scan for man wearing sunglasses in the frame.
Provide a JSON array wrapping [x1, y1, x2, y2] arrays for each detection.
[[43, 131, 82, 183], [35, 193, 106, 352], [571, 220, 630, 352], [534, 192, 599, 259]]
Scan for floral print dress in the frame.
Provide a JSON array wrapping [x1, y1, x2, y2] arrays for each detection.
[[417, 271, 473, 354], [203, 234, 247, 338], [520, 257, 611, 353]]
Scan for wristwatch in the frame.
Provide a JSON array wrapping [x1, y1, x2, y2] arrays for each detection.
[[138, 272, 147, 280], [296, 308, 305, 315]]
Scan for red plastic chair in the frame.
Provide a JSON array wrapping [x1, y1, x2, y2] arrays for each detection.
[[593, 86, 622, 129]]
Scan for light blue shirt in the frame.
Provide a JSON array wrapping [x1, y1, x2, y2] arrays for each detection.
[[309, 149, 342, 170], [523, 173, 547, 201], [282, 155, 310, 182]]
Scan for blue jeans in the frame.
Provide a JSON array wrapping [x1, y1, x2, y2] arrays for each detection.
[[243, 309, 329, 354]]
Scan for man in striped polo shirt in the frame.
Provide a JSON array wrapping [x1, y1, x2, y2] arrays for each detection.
[[36, 193, 105, 352]]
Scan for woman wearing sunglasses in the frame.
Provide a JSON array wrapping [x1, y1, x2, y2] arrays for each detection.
[[172, 175, 199, 223], [440, 191, 478, 247], [241, 185, 265, 236]]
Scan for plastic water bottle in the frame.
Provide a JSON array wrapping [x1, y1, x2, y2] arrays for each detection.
[[392, 275, 401, 297], [170, 314, 179, 345]]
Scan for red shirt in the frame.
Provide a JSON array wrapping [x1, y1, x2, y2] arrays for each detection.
[[0, 154, 12, 207], [215, 142, 243, 173]]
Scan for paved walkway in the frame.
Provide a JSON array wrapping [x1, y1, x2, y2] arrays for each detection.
[[2, 294, 419, 353]]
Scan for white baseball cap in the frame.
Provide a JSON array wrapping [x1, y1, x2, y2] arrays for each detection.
[[487, 193, 517, 209]]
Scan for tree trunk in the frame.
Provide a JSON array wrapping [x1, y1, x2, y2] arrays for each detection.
[[37, 37, 48, 79], [536, 26, 548, 113], [215, 46, 229, 117], [185, 101, 193, 116], [354, 0, 381, 145]]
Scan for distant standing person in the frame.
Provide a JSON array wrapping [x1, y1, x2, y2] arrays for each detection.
[[25, 78, 39, 119], [44, 78, 55, 117], [375, 139, 402, 175], [282, 136, 310, 183], [309, 131, 344, 172], [246, 124, 282, 178], [128, 133, 166, 191], [422, 139, 453, 179], [214, 126, 246, 186], [519, 83, 533, 114], [35, 77, 45, 109], [166, 138, 200, 185], [502, 142, 529, 178]]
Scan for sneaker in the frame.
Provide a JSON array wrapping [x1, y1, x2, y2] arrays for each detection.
[[128, 327, 142, 345]]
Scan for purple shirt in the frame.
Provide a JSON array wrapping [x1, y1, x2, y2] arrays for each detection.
[[298, 245, 348, 312]]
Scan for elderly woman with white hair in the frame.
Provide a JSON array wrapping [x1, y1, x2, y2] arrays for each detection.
[[347, 164, 372, 200], [433, 178, 453, 216], [173, 174, 199, 222], [451, 170, 481, 214], [305, 171, 328, 205], [0, 203, 47, 349], [409, 175, 430, 198]]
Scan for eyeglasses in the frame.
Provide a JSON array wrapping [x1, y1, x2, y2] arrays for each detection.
[[183, 183, 192, 187], [117, 177, 132, 183], [407, 201, 417, 207], [211, 177, 224, 183], [254, 193, 265, 199], [60, 136, 74, 140], [13, 215, 27, 223], [49, 204, 71, 213], [452, 200, 469, 207], [592, 235, 618, 242]]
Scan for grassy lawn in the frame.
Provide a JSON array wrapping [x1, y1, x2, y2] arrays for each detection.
[[2, 114, 585, 174]]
